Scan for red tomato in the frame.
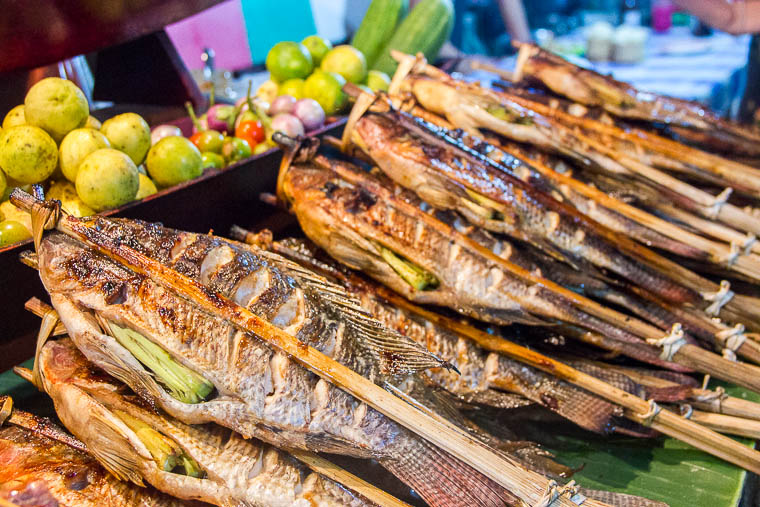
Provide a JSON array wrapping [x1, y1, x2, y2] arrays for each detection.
[[188, 131, 204, 148], [235, 120, 265, 148]]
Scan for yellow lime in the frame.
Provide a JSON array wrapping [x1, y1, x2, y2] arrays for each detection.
[[303, 71, 348, 116], [366, 70, 390, 92], [320, 45, 367, 84], [0, 125, 58, 184], [279, 78, 305, 99], [266, 41, 313, 83], [135, 173, 158, 200], [24, 78, 89, 142], [256, 80, 279, 104], [0, 170, 5, 200], [301, 35, 333, 66], [85, 115, 102, 129], [76, 149, 139, 211], [2, 105, 25, 129]]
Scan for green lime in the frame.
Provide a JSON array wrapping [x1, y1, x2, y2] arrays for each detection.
[[201, 151, 225, 170], [303, 71, 348, 116], [279, 78, 305, 100], [75, 149, 139, 211], [0, 125, 58, 184], [366, 70, 391, 92], [266, 42, 313, 83], [0, 220, 31, 247], [135, 173, 158, 200], [24, 77, 89, 142], [320, 45, 367, 84], [146, 136, 202, 188], [221, 137, 252, 163], [195, 130, 225, 153], [2, 105, 25, 129], [301, 35, 333, 66]]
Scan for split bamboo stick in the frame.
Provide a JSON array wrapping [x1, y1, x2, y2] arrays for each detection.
[[677, 409, 760, 440], [12, 190, 598, 507], [369, 285, 760, 474]]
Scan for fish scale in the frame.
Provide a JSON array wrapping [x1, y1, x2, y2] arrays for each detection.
[[38, 220, 517, 507]]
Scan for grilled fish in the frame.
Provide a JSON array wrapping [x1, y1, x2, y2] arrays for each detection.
[[266, 237, 633, 435], [35, 337, 371, 507], [0, 418, 185, 507], [516, 43, 760, 157], [349, 108, 699, 306], [277, 150, 687, 370], [37, 218, 519, 507]]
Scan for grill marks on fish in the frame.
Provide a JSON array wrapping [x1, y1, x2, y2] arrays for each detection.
[[39, 224, 515, 506], [353, 111, 699, 306], [280, 157, 684, 369]]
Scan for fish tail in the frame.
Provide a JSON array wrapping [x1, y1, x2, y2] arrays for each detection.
[[381, 437, 521, 507]]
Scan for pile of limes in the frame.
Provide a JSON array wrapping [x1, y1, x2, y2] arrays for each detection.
[[0, 78, 205, 248], [262, 36, 391, 116]]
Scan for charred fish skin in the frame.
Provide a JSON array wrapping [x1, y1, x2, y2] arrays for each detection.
[[36, 338, 370, 507], [0, 424, 185, 507], [38, 229, 518, 507], [352, 110, 699, 307], [279, 156, 683, 370]]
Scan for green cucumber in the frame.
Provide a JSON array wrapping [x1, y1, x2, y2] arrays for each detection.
[[372, 0, 454, 76], [351, 0, 408, 68]]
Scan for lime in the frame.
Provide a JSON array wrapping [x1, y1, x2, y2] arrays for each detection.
[[101, 113, 151, 165], [256, 80, 279, 103], [221, 137, 252, 163], [2, 105, 25, 129], [76, 149, 139, 211], [0, 220, 31, 247], [24, 78, 89, 142], [85, 115, 102, 130], [303, 71, 348, 116], [266, 42, 313, 83], [0, 170, 5, 199], [279, 78, 305, 100], [0, 125, 58, 184], [146, 136, 202, 187], [320, 45, 367, 84], [135, 173, 158, 200], [46, 180, 95, 217], [201, 152, 225, 170], [59, 128, 111, 182], [366, 70, 391, 92], [301, 35, 333, 66]]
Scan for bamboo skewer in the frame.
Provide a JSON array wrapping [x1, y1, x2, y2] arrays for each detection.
[[401, 53, 760, 286], [674, 408, 760, 440], [12, 191, 598, 507], [335, 91, 760, 389], [369, 285, 760, 474], [473, 58, 760, 198]]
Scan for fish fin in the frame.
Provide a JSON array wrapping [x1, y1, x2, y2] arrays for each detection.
[[454, 389, 536, 410], [88, 409, 146, 486], [253, 246, 453, 375], [304, 433, 374, 459], [380, 437, 521, 507]]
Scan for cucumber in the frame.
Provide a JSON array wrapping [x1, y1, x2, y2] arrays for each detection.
[[372, 0, 454, 76], [351, 0, 408, 68]]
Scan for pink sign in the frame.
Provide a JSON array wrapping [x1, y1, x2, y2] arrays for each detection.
[[166, 0, 252, 71]]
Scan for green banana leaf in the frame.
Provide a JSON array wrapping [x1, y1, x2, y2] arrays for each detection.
[[543, 382, 759, 507], [0, 361, 756, 506]]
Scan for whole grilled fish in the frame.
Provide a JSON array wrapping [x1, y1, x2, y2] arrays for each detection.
[[516, 43, 760, 157], [350, 108, 698, 307], [276, 150, 687, 370], [37, 218, 519, 507], [35, 337, 371, 507], [268, 237, 630, 436], [0, 420, 185, 507]]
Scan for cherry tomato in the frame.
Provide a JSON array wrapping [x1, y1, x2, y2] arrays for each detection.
[[235, 120, 265, 148], [189, 131, 204, 147]]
